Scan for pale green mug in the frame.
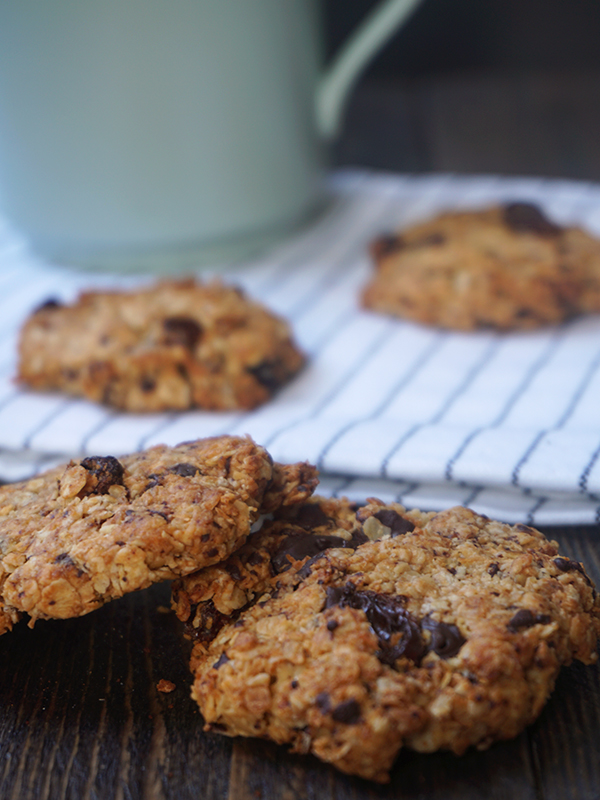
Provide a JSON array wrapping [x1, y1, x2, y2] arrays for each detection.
[[0, 0, 422, 271]]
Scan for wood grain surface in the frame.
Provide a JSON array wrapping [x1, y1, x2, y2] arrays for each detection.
[[3, 71, 600, 800], [0, 526, 598, 800]]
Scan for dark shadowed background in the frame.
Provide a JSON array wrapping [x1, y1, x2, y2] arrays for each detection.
[[323, 0, 600, 78]]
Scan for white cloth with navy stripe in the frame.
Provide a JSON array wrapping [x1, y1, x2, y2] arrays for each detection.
[[2, 170, 600, 526]]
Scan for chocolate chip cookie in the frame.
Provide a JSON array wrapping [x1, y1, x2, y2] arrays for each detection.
[[17, 278, 305, 411], [174, 498, 600, 782], [0, 435, 317, 633], [362, 203, 600, 330]]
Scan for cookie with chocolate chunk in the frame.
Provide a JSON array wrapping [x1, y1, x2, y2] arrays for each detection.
[[175, 499, 600, 782], [17, 278, 305, 411], [0, 435, 317, 633], [362, 203, 600, 330]]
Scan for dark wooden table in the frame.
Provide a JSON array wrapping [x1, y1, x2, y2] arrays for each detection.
[[2, 71, 600, 800]]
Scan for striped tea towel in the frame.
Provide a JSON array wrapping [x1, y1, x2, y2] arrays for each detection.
[[1, 170, 600, 526]]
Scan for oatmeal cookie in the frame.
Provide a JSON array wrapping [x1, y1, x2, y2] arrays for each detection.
[[0, 435, 317, 631], [17, 278, 305, 411], [176, 499, 600, 782], [362, 203, 600, 330]]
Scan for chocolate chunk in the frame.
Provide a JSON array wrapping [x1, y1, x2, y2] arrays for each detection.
[[554, 556, 584, 575], [227, 562, 243, 582], [247, 550, 265, 567], [553, 557, 572, 572], [421, 617, 465, 659], [184, 599, 231, 644], [143, 474, 161, 492], [331, 699, 361, 725], [206, 548, 219, 558], [326, 619, 339, 631], [162, 316, 203, 349], [316, 692, 331, 713], [213, 653, 230, 670], [553, 557, 592, 586], [54, 553, 76, 566], [373, 509, 415, 536], [325, 584, 426, 665], [297, 553, 328, 579], [488, 563, 500, 576], [370, 234, 405, 259], [36, 298, 62, 312], [326, 584, 466, 664], [349, 527, 369, 548], [503, 203, 561, 236], [149, 510, 169, 522], [272, 533, 352, 574], [80, 455, 125, 495], [295, 503, 331, 529], [246, 359, 284, 392], [169, 462, 199, 478], [508, 609, 551, 632], [140, 377, 156, 393]]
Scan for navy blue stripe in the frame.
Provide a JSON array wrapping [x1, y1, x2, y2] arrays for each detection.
[[526, 496, 547, 526], [80, 411, 117, 453], [445, 329, 565, 481], [394, 481, 420, 504], [22, 398, 74, 449], [578, 435, 600, 496], [264, 321, 395, 450], [381, 338, 500, 478], [511, 342, 600, 487], [462, 485, 483, 507], [316, 332, 446, 470]]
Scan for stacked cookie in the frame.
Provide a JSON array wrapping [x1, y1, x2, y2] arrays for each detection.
[[1, 436, 598, 782]]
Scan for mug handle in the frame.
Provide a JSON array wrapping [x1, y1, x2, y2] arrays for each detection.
[[316, 0, 425, 139]]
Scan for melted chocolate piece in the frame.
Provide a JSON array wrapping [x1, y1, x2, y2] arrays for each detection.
[[325, 584, 426, 664], [553, 557, 592, 586], [295, 503, 331, 529], [331, 699, 361, 725], [272, 533, 352, 574], [488, 563, 500, 577], [246, 359, 284, 392], [184, 599, 233, 644], [247, 550, 265, 567], [421, 616, 465, 658], [373, 509, 415, 536], [503, 203, 561, 236], [349, 527, 369, 548], [326, 584, 466, 665], [80, 455, 125, 495], [162, 316, 203, 349], [227, 562, 243, 582], [169, 462, 199, 478], [508, 609, 551, 632], [213, 653, 230, 670]]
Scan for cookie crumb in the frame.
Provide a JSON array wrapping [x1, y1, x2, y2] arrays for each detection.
[[157, 679, 176, 693]]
